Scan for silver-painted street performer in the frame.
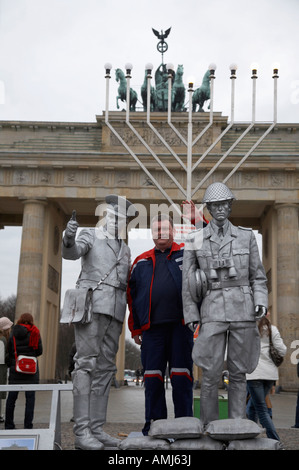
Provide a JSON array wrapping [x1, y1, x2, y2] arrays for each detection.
[[182, 182, 268, 425], [61, 195, 138, 450]]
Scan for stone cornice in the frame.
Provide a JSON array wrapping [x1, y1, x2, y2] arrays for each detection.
[[0, 120, 100, 129]]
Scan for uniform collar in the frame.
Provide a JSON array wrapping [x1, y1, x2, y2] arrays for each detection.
[[210, 219, 229, 236], [205, 220, 238, 242]]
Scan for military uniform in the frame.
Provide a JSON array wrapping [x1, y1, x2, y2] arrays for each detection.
[[62, 195, 137, 450], [182, 183, 268, 424]]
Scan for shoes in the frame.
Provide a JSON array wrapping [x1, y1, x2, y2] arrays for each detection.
[[93, 429, 120, 448], [74, 430, 104, 450]]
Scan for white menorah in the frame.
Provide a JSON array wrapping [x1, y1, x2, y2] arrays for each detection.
[[103, 62, 279, 217]]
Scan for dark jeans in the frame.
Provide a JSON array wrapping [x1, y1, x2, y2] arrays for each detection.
[[247, 379, 280, 441], [141, 322, 193, 434], [5, 390, 35, 429]]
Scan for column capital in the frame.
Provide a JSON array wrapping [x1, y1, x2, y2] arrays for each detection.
[[18, 197, 48, 206], [274, 202, 299, 211]]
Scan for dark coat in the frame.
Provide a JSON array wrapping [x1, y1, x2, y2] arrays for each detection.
[[7, 324, 43, 384], [127, 242, 184, 337]]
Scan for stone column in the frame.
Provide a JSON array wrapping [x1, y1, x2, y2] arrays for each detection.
[[275, 203, 299, 390], [15, 199, 47, 324]]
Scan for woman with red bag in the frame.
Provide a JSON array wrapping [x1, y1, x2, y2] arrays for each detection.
[[5, 313, 43, 429]]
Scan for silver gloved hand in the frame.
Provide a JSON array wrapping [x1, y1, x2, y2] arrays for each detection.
[[255, 305, 267, 320], [187, 322, 199, 333], [64, 210, 79, 247]]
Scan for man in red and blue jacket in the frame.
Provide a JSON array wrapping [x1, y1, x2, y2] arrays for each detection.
[[127, 213, 195, 435]]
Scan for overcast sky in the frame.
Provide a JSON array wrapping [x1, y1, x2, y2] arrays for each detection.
[[0, 0, 297, 305], [0, 0, 298, 123]]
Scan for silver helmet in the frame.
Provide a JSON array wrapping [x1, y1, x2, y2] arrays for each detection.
[[202, 182, 235, 203]]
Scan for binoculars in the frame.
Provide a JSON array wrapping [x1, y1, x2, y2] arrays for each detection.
[[209, 257, 237, 280]]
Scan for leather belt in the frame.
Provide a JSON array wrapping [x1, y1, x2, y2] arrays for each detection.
[[208, 279, 250, 290], [98, 279, 127, 291]]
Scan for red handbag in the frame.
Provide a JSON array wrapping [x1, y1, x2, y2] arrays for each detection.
[[13, 336, 37, 374]]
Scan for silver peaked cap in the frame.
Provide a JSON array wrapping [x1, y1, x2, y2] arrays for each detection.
[[105, 194, 139, 218], [202, 182, 236, 203]]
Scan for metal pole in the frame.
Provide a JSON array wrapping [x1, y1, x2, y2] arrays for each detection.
[[229, 64, 237, 122], [273, 67, 279, 123], [104, 63, 112, 124], [167, 68, 172, 122], [146, 67, 152, 122], [251, 66, 257, 123], [187, 83, 193, 200], [125, 66, 131, 123]]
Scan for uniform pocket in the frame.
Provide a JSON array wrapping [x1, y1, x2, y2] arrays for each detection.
[[196, 250, 211, 271], [241, 285, 254, 317], [232, 248, 250, 268]]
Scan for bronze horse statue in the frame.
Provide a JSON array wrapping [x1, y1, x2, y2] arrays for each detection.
[[172, 64, 185, 112], [192, 70, 211, 112], [115, 68, 138, 111]]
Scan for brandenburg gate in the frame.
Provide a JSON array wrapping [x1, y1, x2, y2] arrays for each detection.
[[0, 60, 298, 390]]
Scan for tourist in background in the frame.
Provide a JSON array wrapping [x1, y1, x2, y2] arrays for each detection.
[[246, 315, 286, 442], [292, 360, 299, 428], [0, 317, 13, 422], [5, 313, 43, 430]]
